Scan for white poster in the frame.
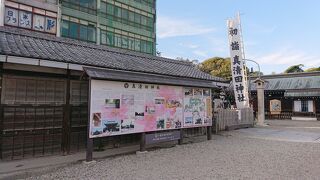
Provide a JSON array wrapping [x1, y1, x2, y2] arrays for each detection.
[[4, 7, 18, 26], [19, 10, 32, 29], [227, 15, 249, 109], [33, 14, 45, 31], [45, 17, 57, 34]]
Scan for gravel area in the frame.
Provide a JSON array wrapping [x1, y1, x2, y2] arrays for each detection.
[[26, 129, 320, 180]]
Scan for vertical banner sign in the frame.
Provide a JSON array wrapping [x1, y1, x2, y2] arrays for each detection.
[[227, 15, 249, 109]]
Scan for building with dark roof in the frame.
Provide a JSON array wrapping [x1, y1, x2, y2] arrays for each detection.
[[0, 26, 226, 160], [1, 0, 156, 55], [250, 72, 320, 121]]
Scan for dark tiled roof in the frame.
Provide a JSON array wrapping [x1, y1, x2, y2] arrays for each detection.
[[0, 26, 225, 82], [84, 67, 218, 88], [250, 72, 320, 90]]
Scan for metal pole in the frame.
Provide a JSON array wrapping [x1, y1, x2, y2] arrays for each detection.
[[86, 77, 93, 162]]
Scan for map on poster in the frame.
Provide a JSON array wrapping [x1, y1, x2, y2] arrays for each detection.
[[89, 80, 212, 138]]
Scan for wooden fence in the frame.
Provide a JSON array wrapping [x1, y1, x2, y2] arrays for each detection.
[[214, 108, 255, 131]]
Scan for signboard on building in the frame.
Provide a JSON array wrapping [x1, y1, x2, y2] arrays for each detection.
[[270, 99, 281, 114], [227, 14, 249, 109], [89, 80, 212, 138], [4, 1, 57, 34]]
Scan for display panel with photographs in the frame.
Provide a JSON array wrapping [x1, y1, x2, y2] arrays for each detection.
[[89, 80, 212, 138], [184, 88, 212, 127]]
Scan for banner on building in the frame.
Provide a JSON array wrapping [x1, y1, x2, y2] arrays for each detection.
[[227, 15, 249, 109], [89, 80, 212, 138]]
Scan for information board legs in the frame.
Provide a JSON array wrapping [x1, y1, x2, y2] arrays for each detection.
[[207, 126, 212, 140], [86, 137, 93, 162], [140, 132, 146, 152], [86, 77, 93, 162], [178, 130, 184, 145]]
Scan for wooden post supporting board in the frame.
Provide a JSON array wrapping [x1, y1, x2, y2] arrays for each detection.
[[178, 129, 184, 145], [86, 77, 93, 162], [140, 132, 146, 152], [207, 126, 212, 140]]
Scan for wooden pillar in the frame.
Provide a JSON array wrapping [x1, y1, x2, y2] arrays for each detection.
[[62, 69, 71, 154], [0, 62, 3, 159], [140, 132, 146, 152], [178, 129, 184, 145], [86, 77, 93, 162], [207, 126, 212, 140]]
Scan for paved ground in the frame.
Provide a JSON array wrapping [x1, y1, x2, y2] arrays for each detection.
[[19, 120, 319, 180]]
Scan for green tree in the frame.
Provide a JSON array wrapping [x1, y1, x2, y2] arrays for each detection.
[[198, 57, 232, 80], [284, 64, 304, 73], [305, 67, 320, 72]]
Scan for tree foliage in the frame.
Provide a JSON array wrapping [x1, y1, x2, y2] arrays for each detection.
[[198, 57, 232, 80], [284, 64, 304, 73], [305, 67, 320, 72]]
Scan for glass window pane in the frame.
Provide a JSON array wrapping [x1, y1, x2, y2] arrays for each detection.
[[61, 20, 69, 37], [69, 22, 79, 39], [122, 36, 128, 49], [141, 16, 147, 26], [114, 6, 121, 18], [128, 37, 135, 50], [107, 3, 114, 15], [101, 2, 107, 14], [122, 9, 128, 20], [101, 31, 107, 45], [129, 11, 135, 22], [79, 25, 88, 41], [135, 14, 141, 24], [147, 17, 153, 27], [140, 40, 146, 52], [149, 42, 153, 53], [135, 39, 140, 51], [87, 26, 96, 42], [114, 34, 122, 47], [107, 31, 114, 46]]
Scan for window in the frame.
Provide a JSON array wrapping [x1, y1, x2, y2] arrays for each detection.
[[61, 19, 96, 43], [61, 20, 69, 37], [107, 31, 114, 45], [122, 36, 128, 48], [87, 26, 96, 42], [122, 9, 129, 21], [301, 101, 308, 112], [114, 34, 122, 47], [69, 22, 79, 39], [61, 0, 97, 15], [140, 40, 147, 53], [107, 3, 114, 15], [100, 2, 107, 14], [294, 100, 314, 113], [135, 13, 141, 24], [114, 6, 121, 18], [146, 41, 153, 54], [135, 39, 140, 51], [100, 29, 153, 54], [79, 25, 88, 41]]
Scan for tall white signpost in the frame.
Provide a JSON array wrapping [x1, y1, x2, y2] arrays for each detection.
[[227, 14, 249, 109]]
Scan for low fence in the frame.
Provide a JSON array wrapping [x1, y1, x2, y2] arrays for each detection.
[[214, 108, 255, 131]]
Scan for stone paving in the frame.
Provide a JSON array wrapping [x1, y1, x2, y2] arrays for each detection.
[[22, 120, 320, 180]]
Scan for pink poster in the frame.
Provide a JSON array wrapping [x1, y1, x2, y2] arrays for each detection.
[[89, 80, 211, 138]]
